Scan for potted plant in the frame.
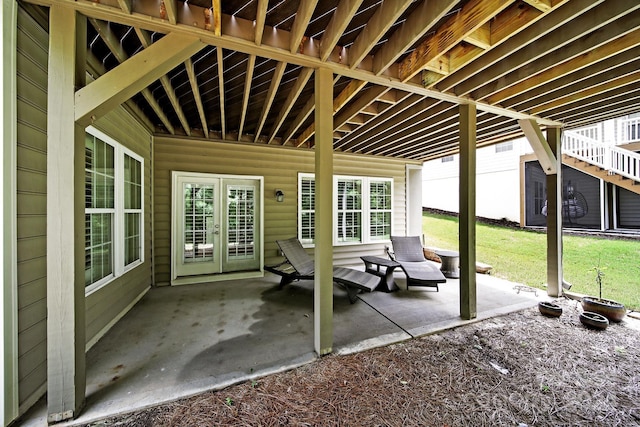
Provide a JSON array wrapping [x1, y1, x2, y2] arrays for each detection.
[[581, 262, 626, 323]]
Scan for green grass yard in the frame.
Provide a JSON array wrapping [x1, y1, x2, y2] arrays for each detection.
[[422, 212, 640, 310]]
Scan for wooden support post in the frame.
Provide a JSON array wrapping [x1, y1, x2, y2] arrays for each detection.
[[314, 67, 334, 356], [46, 5, 86, 422], [546, 127, 563, 297], [459, 103, 477, 320]]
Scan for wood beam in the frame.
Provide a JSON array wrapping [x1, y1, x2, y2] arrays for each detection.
[[134, 28, 192, 136], [449, 0, 627, 97], [212, 0, 221, 36], [86, 53, 155, 132], [238, 54, 256, 140], [254, 61, 286, 142], [335, 94, 423, 151], [75, 32, 203, 126], [348, 0, 413, 69], [398, 0, 512, 82], [464, 23, 491, 49], [268, 67, 313, 143], [518, 119, 557, 174], [216, 46, 226, 139], [85, 24, 174, 133], [290, 0, 318, 53], [484, 26, 640, 104], [185, 58, 209, 138], [334, 86, 390, 131], [320, 0, 364, 61], [255, 0, 268, 45], [297, 79, 367, 147], [28, 0, 563, 128], [47, 5, 86, 422], [162, 0, 177, 25], [437, 0, 591, 93], [505, 48, 640, 111], [523, 0, 552, 12], [285, 96, 315, 146], [314, 67, 334, 356], [532, 70, 640, 115], [117, 0, 131, 14], [459, 102, 477, 320], [373, 0, 458, 75]]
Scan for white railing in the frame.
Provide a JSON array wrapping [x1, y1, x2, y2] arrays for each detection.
[[618, 117, 640, 144], [563, 130, 640, 182]]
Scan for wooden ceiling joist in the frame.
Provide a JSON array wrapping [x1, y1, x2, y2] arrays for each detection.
[[320, 0, 364, 62], [397, 0, 513, 82], [348, 0, 413, 69], [135, 28, 192, 136], [238, 54, 256, 139], [24, 0, 640, 160], [185, 58, 209, 138], [372, 0, 458, 76], [254, 61, 287, 142]]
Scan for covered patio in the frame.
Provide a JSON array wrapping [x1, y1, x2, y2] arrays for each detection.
[[4, 0, 640, 425], [21, 272, 543, 425]]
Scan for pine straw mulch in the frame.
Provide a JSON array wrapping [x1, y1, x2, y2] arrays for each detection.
[[85, 298, 640, 427]]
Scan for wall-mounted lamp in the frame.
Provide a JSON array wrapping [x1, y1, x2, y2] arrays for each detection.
[[275, 189, 285, 203]]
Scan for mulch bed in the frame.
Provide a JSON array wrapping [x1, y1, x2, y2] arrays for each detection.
[[85, 298, 640, 426]]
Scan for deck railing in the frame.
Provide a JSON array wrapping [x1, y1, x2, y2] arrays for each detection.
[[563, 130, 640, 182]]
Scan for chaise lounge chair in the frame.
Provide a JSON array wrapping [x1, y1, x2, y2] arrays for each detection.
[[264, 237, 380, 304], [389, 236, 447, 291]]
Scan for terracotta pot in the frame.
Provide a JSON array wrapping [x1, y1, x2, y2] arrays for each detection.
[[538, 301, 562, 317], [579, 311, 609, 330], [581, 297, 626, 323]]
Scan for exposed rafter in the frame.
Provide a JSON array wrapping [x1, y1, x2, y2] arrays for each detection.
[[320, 0, 364, 62], [238, 54, 256, 140], [135, 28, 192, 136], [290, 0, 318, 53], [185, 58, 209, 138], [254, 61, 286, 142], [216, 46, 226, 139]]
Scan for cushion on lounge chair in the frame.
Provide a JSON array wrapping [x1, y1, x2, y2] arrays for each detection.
[[265, 237, 379, 303], [390, 236, 447, 291]]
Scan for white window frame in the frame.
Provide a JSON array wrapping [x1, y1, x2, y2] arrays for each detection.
[[85, 126, 144, 295], [297, 173, 393, 247]]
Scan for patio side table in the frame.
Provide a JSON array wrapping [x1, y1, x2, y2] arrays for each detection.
[[360, 256, 400, 292], [435, 250, 460, 279]]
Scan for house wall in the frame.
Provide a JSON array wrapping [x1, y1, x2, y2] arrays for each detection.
[[618, 188, 640, 228], [422, 139, 528, 222], [153, 136, 417, 285], [16, 6, 48, 410], [15, 6, 153, 415]]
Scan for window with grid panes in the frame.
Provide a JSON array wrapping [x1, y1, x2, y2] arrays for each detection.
[[85, 127, 144, 292], [298, 173, 392, 246]]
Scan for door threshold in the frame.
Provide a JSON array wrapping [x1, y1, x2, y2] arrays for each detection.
[[171, 270, 264, 286]]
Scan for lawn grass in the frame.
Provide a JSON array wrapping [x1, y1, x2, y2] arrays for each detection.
[[422, 212, 640, 310]]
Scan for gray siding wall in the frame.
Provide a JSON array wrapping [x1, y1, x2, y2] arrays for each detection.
[[16, 6, 49, 410], [15, 6, 153, 413], [153, 136, 417, 285]]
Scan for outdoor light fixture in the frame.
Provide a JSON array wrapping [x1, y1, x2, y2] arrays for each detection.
[[275, 189, 285, 202]]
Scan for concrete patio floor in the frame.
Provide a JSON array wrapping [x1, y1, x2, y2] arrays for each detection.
[[20, 271, 545, 426]]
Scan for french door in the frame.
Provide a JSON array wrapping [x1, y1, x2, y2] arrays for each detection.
[[172, 172, 262, 282]]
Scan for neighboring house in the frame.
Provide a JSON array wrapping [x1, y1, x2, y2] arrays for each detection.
[[423, 115, 640, 231]]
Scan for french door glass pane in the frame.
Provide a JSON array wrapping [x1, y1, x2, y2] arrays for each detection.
[[227, 186, 255, 260], [183, 184, 215, 263]]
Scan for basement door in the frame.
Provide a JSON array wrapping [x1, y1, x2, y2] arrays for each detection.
[[172, 172, 262, 283]]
